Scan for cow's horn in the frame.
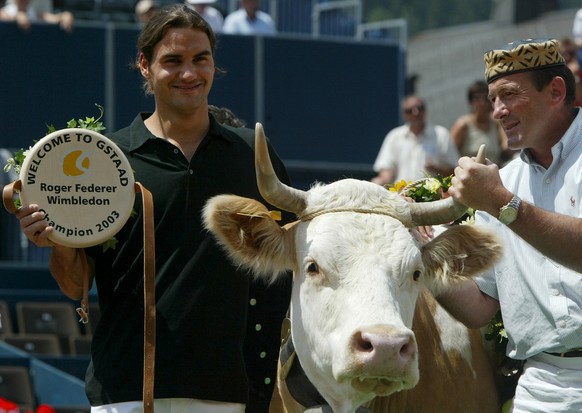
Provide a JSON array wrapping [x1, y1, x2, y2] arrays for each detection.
[[407, 197, 468, 227], [255, 123, 307, 214], [407, 144, 487, 227]]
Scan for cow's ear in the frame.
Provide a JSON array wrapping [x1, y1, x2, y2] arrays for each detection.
[[420, 225, 502, 295], [203, 194, 295, 282]]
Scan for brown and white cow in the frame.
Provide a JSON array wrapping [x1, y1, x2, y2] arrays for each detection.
[[203, 124, 501, 413]]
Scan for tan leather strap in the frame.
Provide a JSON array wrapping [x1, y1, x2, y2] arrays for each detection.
[[135, 182, 156, 413], [75, 250, 90, 324], [2, 179, 21, 214], [74, 183, 157, 412]]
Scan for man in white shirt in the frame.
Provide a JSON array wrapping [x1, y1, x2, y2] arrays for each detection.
[[185, 0, 223, 33], [371, 95, 459, 185], [0, 0, 73, 31], [222, 0, 275, 35]]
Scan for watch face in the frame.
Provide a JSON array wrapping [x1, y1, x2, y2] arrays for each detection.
[[500, 207, 518, 224]]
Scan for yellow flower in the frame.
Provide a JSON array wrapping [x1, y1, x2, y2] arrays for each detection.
[[388, 179, 410, 193]]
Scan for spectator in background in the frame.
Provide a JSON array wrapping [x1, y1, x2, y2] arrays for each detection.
[[222, 0, 275, 35], [559, 37, 580, 76], [135, 0, 157, 25], [0, 0, 73, 32], [450, 80, 512, 166], [371, 95, 459, 185], [186, 0, 223, 33], [558, 37, 582, 105], [572, 8, 582, 56]]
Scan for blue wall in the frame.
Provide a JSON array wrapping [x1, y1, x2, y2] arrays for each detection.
[[0, 24, 108, 146], [0, 21, 404, 261], [0, 22, 404, 180]]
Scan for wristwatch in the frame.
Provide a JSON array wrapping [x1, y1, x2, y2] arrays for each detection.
[[498, 195, 521, 225]]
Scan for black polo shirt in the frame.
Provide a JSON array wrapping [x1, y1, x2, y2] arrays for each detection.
[[84, 113, 292, 406]]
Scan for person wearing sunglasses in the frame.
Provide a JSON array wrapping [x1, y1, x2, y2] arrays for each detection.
[[371, 95, 459, 185]]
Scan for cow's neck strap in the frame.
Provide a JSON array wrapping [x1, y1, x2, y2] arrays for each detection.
[[281, 334, 371, 413], [299, 208, 399, 222], [281, 335, 328, 407]]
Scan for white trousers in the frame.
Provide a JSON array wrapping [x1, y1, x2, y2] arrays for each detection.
[[510, 352, 582, 413], [91, 398, 246, 413]]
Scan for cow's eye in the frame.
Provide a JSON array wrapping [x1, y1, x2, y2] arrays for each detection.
[[306, 262, 319, 273], [413, 270, 421, 281]]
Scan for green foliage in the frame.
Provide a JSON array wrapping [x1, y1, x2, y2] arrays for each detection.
[[485, 310, 509, 365], [3, 146, 30, 175], [363, 0, 579, 38], [100, 237, 119, 252], [47, 103, 105, 134], [485, 310, 508, 344], [363, 0, 492, 37]]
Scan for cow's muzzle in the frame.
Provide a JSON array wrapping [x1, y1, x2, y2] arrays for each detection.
[[342, 325, 419, 395]]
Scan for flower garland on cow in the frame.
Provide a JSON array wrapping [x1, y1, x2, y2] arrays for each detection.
[[389, 175, 504, 341]]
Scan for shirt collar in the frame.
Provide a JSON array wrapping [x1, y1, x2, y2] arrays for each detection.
[[404, 122, 429, 139], [520, 107, 582, 166], [556, 107, 582, 162], [127, 112, 237, 152]]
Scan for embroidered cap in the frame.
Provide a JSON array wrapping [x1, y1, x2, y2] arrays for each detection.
[[484, 38, 566, 83]]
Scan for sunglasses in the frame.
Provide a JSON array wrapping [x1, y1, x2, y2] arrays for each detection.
[[403, 104, 425, 115]]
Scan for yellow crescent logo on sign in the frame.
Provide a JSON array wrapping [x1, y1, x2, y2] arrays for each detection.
[[63, 150, 90, 176]]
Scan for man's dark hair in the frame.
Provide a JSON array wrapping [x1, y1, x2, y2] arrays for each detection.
[[529, 65, 576, 105]]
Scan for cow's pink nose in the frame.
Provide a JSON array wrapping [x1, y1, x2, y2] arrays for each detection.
[[351, 327, 417, 371]]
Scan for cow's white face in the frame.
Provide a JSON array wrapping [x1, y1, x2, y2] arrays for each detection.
[[202, 123, 501, 413], [203, 181, 501, 413], [290, 210, 423, 410]]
